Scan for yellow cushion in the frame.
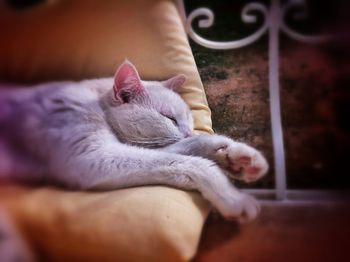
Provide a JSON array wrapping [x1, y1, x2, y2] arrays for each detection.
[[0, 185, 209, 261], [0, 0, 213, 260]]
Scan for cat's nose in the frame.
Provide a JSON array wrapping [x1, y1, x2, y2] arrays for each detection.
[[183, 129, 193, 138]]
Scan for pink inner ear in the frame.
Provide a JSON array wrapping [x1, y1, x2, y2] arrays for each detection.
[[163, 74, 186, 91], [113, 61, 143, 101]]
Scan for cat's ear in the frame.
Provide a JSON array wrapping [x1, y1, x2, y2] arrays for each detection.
[[162, 74, 186, 91], [113, 60, 144, 103]]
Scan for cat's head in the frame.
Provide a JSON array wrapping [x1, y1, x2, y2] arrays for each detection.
[[104, 60, 193, 148]]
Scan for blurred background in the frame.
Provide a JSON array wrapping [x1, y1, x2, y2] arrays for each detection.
[[186, 0, 350, 191], [184, 1, 350, 261]]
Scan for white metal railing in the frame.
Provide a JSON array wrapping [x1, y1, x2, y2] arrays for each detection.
[[177, 0, 340, 202]]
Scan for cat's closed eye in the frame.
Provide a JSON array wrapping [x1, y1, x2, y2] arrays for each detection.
[[163, 115, 178, 126]]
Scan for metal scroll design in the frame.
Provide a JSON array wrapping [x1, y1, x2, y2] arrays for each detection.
[[280, 0, 332, 43], [182, 0, 331, 200], [185, 0, 330, 47], [186, 3, 269, 49]]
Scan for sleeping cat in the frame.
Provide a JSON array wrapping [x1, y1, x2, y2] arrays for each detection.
[[0, 60, 268, 222]]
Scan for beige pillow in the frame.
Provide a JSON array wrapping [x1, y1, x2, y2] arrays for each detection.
[[0, 185, 209, 261], [0, 0, 213, 260]]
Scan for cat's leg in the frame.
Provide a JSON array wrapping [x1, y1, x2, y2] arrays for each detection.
[[51, 143, 260, 222], [162, 134, 269, 183]]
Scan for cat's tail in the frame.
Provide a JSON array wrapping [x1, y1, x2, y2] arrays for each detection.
[[0, 140, 14, 181], [0, 87, 29, 125], [0, 96, 12, 125]]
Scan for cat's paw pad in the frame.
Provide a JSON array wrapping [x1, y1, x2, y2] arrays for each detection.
[[216, 143, 268, 183], [220, 193, 261, 223]]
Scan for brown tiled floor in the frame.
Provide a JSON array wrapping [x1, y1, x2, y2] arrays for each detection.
[[194, 202, 350, 262]]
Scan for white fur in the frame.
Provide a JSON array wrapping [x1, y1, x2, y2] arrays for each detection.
[[0, 63, 268, 222]]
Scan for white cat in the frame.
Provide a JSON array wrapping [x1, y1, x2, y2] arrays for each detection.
[[0, 60, 268, 222]]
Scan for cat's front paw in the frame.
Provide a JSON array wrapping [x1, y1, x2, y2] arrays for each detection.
[[215, 141, 269, 183], [219, 193, 261, 223]]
